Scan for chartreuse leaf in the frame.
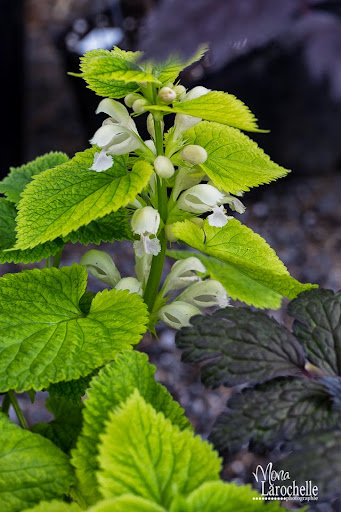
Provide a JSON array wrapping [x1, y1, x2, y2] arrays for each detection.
[[64, 208, 133, 245], [175, 307, 306, 388], [171, 220, 316, 309], [0, 152, 69, 205], [96, 391, 221, 507], [15, 149, 153, 250], [88, 497, 167, 512], [289, 288, 341, 378], [0, 198, 64, 264], [152, 44, 208, 85], [31, 396, 83, 453], [147, 91, 260, 131], [72, 351, 190, 506], [183, 481, 282, 512], [0, 264, 148, 392], [0, 413, 73, 512], [276, 430, 341, 500], [79, 49, 160, 98], [185, 122, 289, 194], [210, 378, 341, 453], [23, 502, 81, 512], [111, 46, 144, 63]]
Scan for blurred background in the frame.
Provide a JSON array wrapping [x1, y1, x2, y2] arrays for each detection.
[[1, 3, 341, 505]]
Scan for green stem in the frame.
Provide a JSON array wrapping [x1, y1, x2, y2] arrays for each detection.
[[52, 247, 64, 268], [45, 256, 52, 268], [8, 391, 29, 430], [1, 393, 11, 414], [143, 231, 167, 312]]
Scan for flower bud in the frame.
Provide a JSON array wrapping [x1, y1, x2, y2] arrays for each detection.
[[165, 223, 178, 242], [180, 145, 208, 165], [124, 93, 142, 108], [115, 277, 143, 296], [184, 86, 211, 101], [147, 114, 164, 139], [131, 206, 160, 235], [163, 257, 206, 295], [177, 280, 230, 308], [80, 250, 121, 287], [158, 87, 177, 104], [154, 155, 175, 179], [132, 98, 148, 113], [144, 139, 157, 155], [173, 85, 186, 99], [158, 301, 202, 329], [177, 184, 224, 214]]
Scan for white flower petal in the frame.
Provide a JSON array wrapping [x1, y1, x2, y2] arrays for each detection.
[[90, 124, 124, 147], [96, 98, 130, 124], [207, 205, 232, 227], [133, 235, 161, 257], [90, 150, 113, 172]]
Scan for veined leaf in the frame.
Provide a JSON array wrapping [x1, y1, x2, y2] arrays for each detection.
[[80, 49, 160, 98], [64, 208, 133, 245], [0, 264, 148, 392], [152, 44, 208, 85], [0, 152, 69, 205], [0, 199, 64, 264], [15, 149, 153, 249], [0, 413, 73, 512], [210, 378, 341, 453], [72, 351, 190, 506], [146, 91, 260, 132], [289, 288, 341, 378], [184, 481, 282, 512], [185, 122, 289, 194], [97, 391, 221, 507], [23, 502, 81, 512], [171, 220, 316, 309], [48, 372, 95, 407], [175, 307, 306, 388], [112, 46, 144, 63]]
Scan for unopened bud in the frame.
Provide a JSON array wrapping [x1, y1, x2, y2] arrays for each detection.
[[163, 257, 206, 295], [158, 301, 202, 329], [132, 98, 148, 113], [131, 206, 160, 235], [165, 224, 178, 242], [158, 87, 177, 104], [177, 280, 230, 308], [184, 86, 211, 101], [144, 139, 157, 155], [147, 113, 164, 139], [80, 250, 121, 287], [124, 93, 141, 108], [154, 155, 175, 179], [181, 145, 208, 165], [115, 277, 143, 296], [173, 85, 186, 99]]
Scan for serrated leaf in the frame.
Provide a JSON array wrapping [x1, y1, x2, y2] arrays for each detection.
[[0, 264, 148, 392], [0, 198, 64, 264], [147, 91, 260, 132], [277, 430, 341, 500], [184, 481, 282, 512], [88, 497, 167, 512], [80, 49, 160, 98], [97, 390, 221, 507], [112, 46, 144, 63], [64, 208, 133, 245], [171, 220, 316, 309], [72, 351, 190, 506], [0, 152, 69, 205], [185, 122, 289, 194], [152, 44, 208, 85], [16, 149, 153, 249], [48, 372, 95, 407], [31, 396, 83, 453], [289, 288, 341, 378], [210, 378, 341, 453], [23, 501, 81, 512], [175, 307, 306, 388], [0, 413, 73, 512]]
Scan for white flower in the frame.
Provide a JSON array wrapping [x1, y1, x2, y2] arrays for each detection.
[[163, 257, 206, 295], [154, 156, 175, 179], [177, 184, 233, 227], [80, 249, 121, 287], [158, 301, 202, 329], [180, 145, 208, 165], [131, 206, 161, 258], [185, 86, 211, 101], [172, 167, 205, 201], [90, 98, 143, 159], [177, 280, 230, 308], [224, 195, 246, 214], [115, 277, 143, 296], [173, 87, 211, 139], [90, 149, 113, 172]]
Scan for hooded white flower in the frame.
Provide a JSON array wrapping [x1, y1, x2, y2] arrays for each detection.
[[80, 249, 121, 287], [177, 280, 230, 308], [173, 86, 211, 139], [158, 301, 202, 329], [177, 184, 233, 227], [163, 257, 206, 295], [132, 206, 161, 258], [115, 277, 143, 296], [90, 99, 144, 168]]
